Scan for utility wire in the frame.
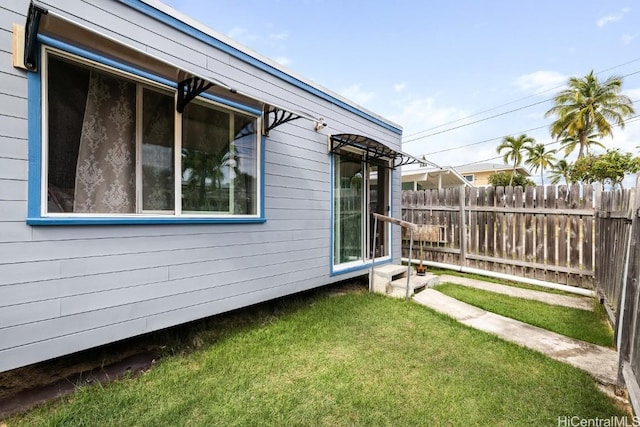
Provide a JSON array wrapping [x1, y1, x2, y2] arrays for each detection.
[[424, 124, 549, 155], [454, 114, 640, 167], [403, 99, 549, 143], [421, 101, 639, 156], [402, 65, 640, 143]]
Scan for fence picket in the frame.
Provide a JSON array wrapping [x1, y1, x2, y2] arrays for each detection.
[[468, 187, 477, 269], [535, 186, 546, 280], [524, 186, 535, 279]]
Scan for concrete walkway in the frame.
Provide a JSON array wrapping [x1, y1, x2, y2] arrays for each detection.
[[413, 288, 618, 385], [438, 275, 594, 311]]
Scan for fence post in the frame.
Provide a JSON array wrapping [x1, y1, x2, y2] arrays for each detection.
[[459, 185, 467, 267], [617, 175, 640, 391]]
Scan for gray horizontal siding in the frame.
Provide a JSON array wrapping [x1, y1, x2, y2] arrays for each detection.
[[0, 70, 27, 99], [0, 222, 32, 243], [0, 200, 27, 222], [265, 184, 329, 203], [0, 2, 28, 16], [0, 93, 27, 119], [0, 157, 27, 180], [0, 229, 326, 267], [1, 261, 328, 352], [0, 268, 344, 371], [0, 0, 399, 372], [0, 113, 26, 140], [0, 178, 27, 200], [1, 267, 170, 307], [0, 135, 28, 160]]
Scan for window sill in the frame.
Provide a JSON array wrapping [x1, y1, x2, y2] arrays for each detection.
[[27, 216, 266, 226]]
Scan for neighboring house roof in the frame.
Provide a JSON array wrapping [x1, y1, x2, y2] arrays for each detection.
[[401, 166, 473, 189], [455, 162, 531, 176]]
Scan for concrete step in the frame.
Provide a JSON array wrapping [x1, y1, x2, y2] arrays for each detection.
[[372, 264, 409, 281], [387, 273, 440, 298], [371, 264, 411, 294]]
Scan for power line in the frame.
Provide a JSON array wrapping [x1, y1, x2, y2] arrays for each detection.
[[421, 101, 639, 156], [403, 99, 550, 143], [453, 114, 640, 167], [423, 124, 549, 155], [402, 64, 640, 143]]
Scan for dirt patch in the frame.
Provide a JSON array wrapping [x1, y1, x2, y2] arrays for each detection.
[[0, 351, 159, 419]]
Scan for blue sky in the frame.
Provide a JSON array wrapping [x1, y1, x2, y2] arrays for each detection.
[[163, 0, 639, 181]]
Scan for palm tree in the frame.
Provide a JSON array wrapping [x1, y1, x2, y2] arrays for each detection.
[[559, 131, 604, 158], [545, 71, 635, 159], [548, 159, 571, 185], [525, 144, 557, 186], [496, 134, 535, 186]]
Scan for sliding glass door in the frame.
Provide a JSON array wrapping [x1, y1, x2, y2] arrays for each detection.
[[334, 155, 364, 265], [333, 153, 390, 269]]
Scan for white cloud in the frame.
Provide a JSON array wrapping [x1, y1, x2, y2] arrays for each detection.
[[622, 34, 638, 45], [387, 97, 477, 165], [513, 71, 567, 94], [390, 97, 466, 131], [597, 8, 630, 28], [339, 84, 375, 107], [269, 32, 289, 41], [597, 14, 622, 27], [624, 87, 640, 99], [394, 82, 406, 93], [227, 27, 257, 43]]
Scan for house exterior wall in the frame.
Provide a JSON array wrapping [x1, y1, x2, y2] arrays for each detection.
[[457, 165, 532, 187], [0, 0, 402, 372], [468, 171, 492, 186]]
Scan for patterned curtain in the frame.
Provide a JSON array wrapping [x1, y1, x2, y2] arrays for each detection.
[[74, 71, 136, 213]]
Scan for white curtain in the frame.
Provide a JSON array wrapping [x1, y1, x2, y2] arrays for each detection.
[[74, 71, 136, 213]]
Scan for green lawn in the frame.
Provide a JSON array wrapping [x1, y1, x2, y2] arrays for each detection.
[[435, 283, 614, 347], [6, 286, 625, 426]]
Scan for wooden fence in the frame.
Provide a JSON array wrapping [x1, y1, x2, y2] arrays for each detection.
[[402, 184, 599, 287], [594, 187, 634, 321], [593, 177, 640, 402]]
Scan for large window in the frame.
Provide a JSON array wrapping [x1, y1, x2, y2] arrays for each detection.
[[44, 50, 259, 219]]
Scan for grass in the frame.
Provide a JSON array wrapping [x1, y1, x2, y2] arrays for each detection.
[[435, 283, 614, 347], [5, 284, 625, 426]]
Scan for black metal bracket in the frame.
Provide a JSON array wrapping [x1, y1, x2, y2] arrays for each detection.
[[329, 133, 429, 169], [24, 3, 48, 71], [177, 77, 214, 113], [262, 105, 302, 136]]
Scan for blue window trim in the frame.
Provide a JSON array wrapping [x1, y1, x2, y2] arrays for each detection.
[[27, 37, 266, 226], [329, 153, 394, 277], [117, 0, 402, 136]]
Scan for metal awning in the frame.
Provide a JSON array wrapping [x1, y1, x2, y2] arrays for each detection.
[[329, 134, 435, 169]]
